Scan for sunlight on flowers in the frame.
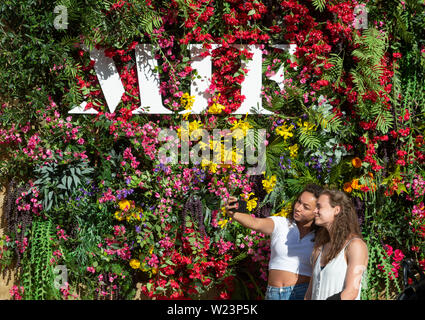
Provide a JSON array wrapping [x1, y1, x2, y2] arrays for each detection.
[[262, 175, 277, 193]]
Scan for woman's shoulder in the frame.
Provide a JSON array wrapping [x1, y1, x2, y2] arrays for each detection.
[[345, 236, 368, 254], [267, 215, 290, 231], [267, 215, 289, 223]]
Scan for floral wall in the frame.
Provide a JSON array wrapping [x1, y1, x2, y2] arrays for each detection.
[[0, 0, 424, 300]]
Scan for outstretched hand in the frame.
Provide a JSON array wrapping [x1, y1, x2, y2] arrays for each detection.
[[224, 196, 239, 218]]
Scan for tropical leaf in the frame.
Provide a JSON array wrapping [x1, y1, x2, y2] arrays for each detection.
[[312, 0, 326, 12]]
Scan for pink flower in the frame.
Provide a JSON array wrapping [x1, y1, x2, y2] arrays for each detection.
[[383, 244, 393, 257], [9, 285, 24, 300], [393, 249, 405, 262], [87, 267, 96, 273]]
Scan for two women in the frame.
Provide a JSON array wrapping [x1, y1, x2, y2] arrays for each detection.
[[225, 186, 368, 300], [225, 184, 323, 300]]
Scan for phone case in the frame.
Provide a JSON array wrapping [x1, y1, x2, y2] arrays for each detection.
[[237, 199, 248, 213]]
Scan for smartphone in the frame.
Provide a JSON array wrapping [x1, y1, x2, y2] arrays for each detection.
[[237, 199, 248, 213]]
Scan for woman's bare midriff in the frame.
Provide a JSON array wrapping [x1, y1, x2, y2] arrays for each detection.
[[268, 269, 310, 287]]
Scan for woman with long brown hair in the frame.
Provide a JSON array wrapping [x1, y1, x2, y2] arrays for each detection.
[[304, 189, 368, 300]]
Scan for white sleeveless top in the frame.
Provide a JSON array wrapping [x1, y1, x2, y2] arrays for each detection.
[[311, 238, 364, 300]]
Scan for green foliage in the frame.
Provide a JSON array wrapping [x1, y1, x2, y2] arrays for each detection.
[[33, 159, 94, 212], [22, 219, 59, 300], [323, 53, 345, 89], [312, 0, 326, 12], [350, 27, 392, 133]]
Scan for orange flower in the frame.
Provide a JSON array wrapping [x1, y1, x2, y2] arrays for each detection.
[[368, 172, 374, 179], [343, 182, 353, 193], [351, 179, 361, 190], [351, 157, 362, 168]]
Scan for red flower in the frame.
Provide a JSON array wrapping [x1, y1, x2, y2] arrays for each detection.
[[393, 249, 405, 262], [393, 52, 402, 59], [269, 25, 281, 33], [399, 127, 411, 137]]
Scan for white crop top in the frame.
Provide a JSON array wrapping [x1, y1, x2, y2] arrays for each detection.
[[268, 216, 315, 277]]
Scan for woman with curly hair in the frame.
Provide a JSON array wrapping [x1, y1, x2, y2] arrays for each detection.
[[305, 189, 368, 300]]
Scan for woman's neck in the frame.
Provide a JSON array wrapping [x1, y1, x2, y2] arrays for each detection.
[[296, 220, 313, 234]]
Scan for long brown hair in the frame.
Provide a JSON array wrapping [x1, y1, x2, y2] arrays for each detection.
[[313, 189, 362, 264]]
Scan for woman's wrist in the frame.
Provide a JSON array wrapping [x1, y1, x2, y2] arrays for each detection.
[[227, 210, 237, 220]]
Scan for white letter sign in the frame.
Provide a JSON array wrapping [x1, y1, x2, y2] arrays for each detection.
[[69, 43, 297, 115]]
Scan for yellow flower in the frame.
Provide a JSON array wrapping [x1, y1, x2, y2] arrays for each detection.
[[240, 192, 255, 201], [209, 102, 226, 114], [182, 110, 191, 120], [151, 268, 158, 275], [289, 144, 299, 158], [351, 178, 361, 190], [180, 92, 195, 109], [179, 93, 195, 120], [232, 149, 243, 164], [129, 259, 141, 269], [208, 95, 225, 114], [149, 246, 154, 255], [275, 207, 289, 217], [176, 124, 190, 139], [135, 208, 143, 220], [201, 158, 211, 168], [262, 175, 277, 193], [209, 139, 221, 153], [276, 124, 294, 140], [272, 200, 292, 217], [132, 212, 141, 220], [189, 120, 203, 133], [208, 162, 218, 173], [118, 199, 131, 211], [321, 118, 328, 129], [301, 121, 316, 132], [217, 219, 229, 229], [246, 198, 258, 212], [221, 206, 227, 215], [231, 119, 252, 138], [114, 211, 125, 221], [220, 146, 243, 165]]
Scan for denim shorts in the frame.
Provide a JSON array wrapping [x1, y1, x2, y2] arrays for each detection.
[[265, 283, 309, 300]]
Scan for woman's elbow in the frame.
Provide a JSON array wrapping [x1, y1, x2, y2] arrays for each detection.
[[341, 288, 360, 300]]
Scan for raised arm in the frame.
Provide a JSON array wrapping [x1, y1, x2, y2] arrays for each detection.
[[224, 196, 275, 235], [340, 238, 368, 300]]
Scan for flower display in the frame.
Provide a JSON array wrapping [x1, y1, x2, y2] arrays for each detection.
[[0, 0, 424, 301]]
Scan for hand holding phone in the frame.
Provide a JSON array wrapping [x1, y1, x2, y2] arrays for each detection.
[[225, 196, 249, 216], [237, 199, 248, 213]]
